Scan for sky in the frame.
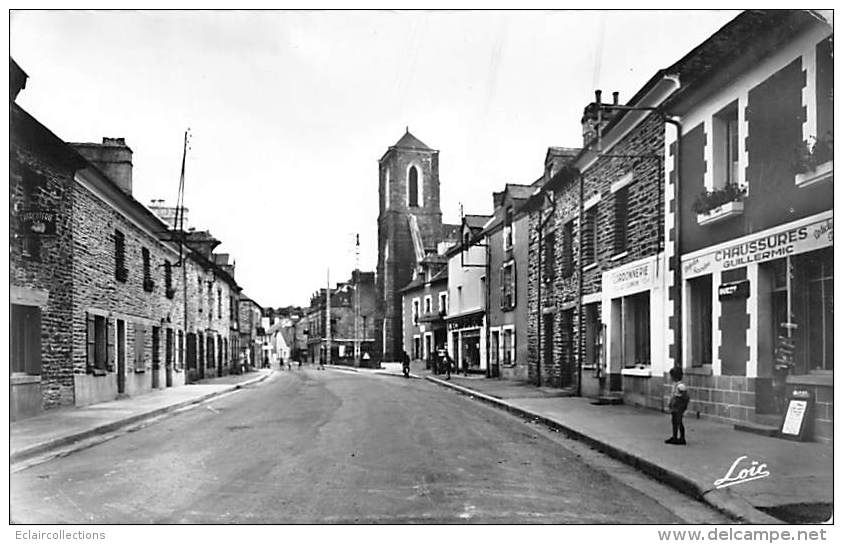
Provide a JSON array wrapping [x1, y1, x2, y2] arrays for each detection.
[[10, 9, 741, 308]]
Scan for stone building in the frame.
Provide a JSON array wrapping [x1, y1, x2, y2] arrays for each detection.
[[666, 11, 833, 441], [306, 271, 378, 365], [400, 254, 449, 367], [10, 58, 242, 420], [376, 130, 459, 361], [238, 295, 264, 368]]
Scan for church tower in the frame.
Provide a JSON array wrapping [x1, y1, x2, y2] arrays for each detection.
[[376, 130, 443, 361]]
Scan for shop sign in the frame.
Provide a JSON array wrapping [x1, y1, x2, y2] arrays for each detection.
[[683, 214, 833, 278], [18, 208, 57, 236], [446, 311, 484, 331], [780, 389, 813, 441], [718, 280, 750, 300], [604, 257, 656, 295]]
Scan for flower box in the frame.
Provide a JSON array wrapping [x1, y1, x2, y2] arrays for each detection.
[[795, 160, 833, 189], [697, 200, 744, 226]]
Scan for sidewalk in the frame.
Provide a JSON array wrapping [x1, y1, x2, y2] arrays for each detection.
[[10, 369, 273, 465], [425, 374, 833, 524]]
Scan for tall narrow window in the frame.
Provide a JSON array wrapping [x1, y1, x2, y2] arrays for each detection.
[[408, 166, 419, 207], [582, 206, 598, 265], [115, 230, 128, 282], [11, 304, 41, 375], [713, 101, 740, 188], [412, 299, 420, 325], [688, 275, 713, 368], [816, 37, 833, 152], [164, 261, 174, 299], [613, 187, 629, 255], [501, 261, 516, 309], [217, 288, 222, 318], [562, 222, 574, 277], [142, 248, 154, 292], [503, 208, 514, 249]]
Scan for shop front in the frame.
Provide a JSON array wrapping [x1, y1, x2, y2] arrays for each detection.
[[600, 254, 666, 408], [446, 310, 486, 374], [680, 211, 833, 441]]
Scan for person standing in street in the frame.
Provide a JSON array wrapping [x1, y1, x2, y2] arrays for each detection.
[[666, 367, 689, 445], [401, 349, 411, 378], [443, 352, 453, 380]]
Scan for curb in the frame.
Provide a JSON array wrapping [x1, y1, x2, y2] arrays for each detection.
[[424, 375, 781, 524], [323, 365, 421, 379], [10, 371, 271, 465]]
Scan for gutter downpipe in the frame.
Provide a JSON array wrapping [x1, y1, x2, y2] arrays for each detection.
[[576, 170, 584, 396], [485, 228, 492, 378], [663, 112, 682, 371], [535, 189, 557, 387]]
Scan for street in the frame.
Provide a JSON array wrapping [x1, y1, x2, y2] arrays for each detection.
[[11, 368, 729, 524]]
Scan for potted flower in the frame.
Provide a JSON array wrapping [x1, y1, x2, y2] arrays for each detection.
[[692, 182, 746, 225], [793, 133, 834, 186]]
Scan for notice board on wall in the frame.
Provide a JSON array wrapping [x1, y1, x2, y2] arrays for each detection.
[[780, 389, 813, 441]]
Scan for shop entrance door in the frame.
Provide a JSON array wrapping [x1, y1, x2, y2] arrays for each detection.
[[165, 328, 173, 387]]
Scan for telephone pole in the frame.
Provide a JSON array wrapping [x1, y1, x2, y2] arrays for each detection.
[[354, 233, 361, 368]]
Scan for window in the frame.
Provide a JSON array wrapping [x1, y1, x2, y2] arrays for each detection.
[[619, 292, 650, 367], [582, 206, 598, 265], [439, 292, 448, 314], [142, 248, 154, 292], [19, 168, 44, 260], [424, 296, 431, 314], [457, 286, 463, 308], [613, 187, 629, 255], [408, 166, 419, 207], [11, 304, 41, 375], [713, 101, 740, 188], [501, 261, 516, 310], [197, 276, 203, 313], [545, 230, 558, 280], [217, 288, 222, 318], [503, 208, 514, 249], [177, 330, 184, 370], [688, 275, 713, 368], [86, 313, 110, 375], [115, 230, 128, 282], [561, 222, 573, 277], [502, 328, 513, 365], [584, 303, 602, 369], [413, 336, 421, 359], [164, 261, 174, 299], [134, 324, 146, 372], [767, 249, 833, 375], [816, 37, 833, 144], [490, 330, 499, 367], [412, 299, 420, 325]]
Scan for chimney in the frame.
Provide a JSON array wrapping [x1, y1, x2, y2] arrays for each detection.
[[580, 90, 620, 147], [148, 199, 190, 230], [72, 137, 133, 195], [184, 229, 221, 259]]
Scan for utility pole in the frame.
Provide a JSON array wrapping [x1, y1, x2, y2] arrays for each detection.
[[326, 268, 331, 367], [354, 233, 361, 368]]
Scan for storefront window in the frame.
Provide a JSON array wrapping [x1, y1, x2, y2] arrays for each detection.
[[768, 248, 833, 374], [688, 275, 712, 367], [621, 292, 650, 367], [502, 328, 513, 365], [583, 303, 601, 369]]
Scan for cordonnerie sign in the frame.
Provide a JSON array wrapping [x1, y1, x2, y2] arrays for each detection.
[[682, 214, 832, 278]]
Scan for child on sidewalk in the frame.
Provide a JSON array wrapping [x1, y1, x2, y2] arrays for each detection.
[[666, 366, 689, 445]]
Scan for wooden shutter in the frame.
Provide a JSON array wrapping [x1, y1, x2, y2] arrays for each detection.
[[86, 313, 95, 373], [25, 307, 42, 375], [106, 318, 115, 372]]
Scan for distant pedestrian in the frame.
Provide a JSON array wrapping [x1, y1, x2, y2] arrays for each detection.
[[401, 350, 411, 378], [443, 352, 453, 380], [666, 367, 689, 445]]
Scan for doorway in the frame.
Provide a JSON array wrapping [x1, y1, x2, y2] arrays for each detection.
[[165, 328, 173, 387], [117, 319, 126, 394], [152, 326, 161, 388]]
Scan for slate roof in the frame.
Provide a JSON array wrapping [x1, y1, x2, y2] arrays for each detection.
[[393, 130, 431, 151]]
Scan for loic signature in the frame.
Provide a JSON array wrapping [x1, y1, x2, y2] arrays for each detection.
[[713, 455, 770, 489]]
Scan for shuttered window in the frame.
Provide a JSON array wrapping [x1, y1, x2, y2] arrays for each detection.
[[544, 230, 557, 281], [500, 261, 516, 310], [613, 187, 629, 255], [114, 230, 128, 282], [561, 222, 574, 277], [11, 304, 41, 375], [164, 261, 174, 299], [142, 248, 154, 292], [582, 206, 598, 265]]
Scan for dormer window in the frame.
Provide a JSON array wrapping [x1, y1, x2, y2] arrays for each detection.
[[503, 208, 514, 250]]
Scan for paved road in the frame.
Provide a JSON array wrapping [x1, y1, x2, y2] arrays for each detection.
[[11, 368, 728, 523]]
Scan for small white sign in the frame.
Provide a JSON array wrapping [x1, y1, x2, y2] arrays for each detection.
[[781, 400, 807, 436]]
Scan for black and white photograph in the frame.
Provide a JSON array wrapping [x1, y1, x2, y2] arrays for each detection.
[[7, 6, 835, 536]]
